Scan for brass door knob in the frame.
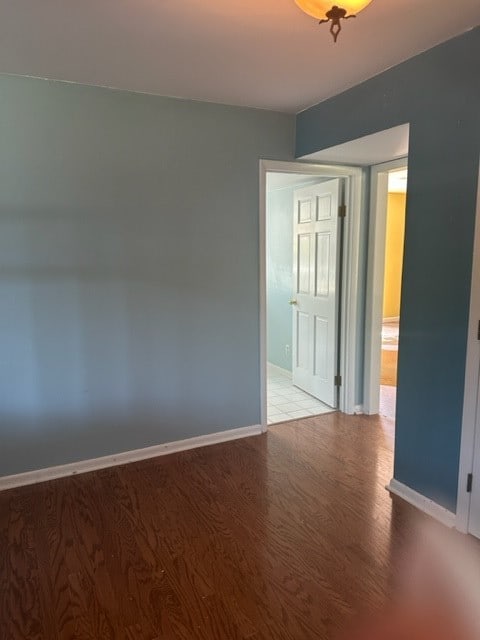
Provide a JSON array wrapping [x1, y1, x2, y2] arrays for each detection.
[[289, 299, 298, 305]]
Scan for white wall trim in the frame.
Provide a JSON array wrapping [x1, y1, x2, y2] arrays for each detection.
[[259, 159, 365, 419], [0, 424, 262, 492], [364, 156, 408, 415], [339, 168, 365, 414], [456, 161, 480, 534], [267, 362, 292, 378], [387, 478, 456, 528], [259, 159, 268, 432], [267, 178, 327, 193]]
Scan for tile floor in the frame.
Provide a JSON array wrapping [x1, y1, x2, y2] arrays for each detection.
[[267, 363, 333, 425]]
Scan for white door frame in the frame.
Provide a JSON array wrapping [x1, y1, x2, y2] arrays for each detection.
[[456, 162, 480, 533], [259, 159, 365, 431], [363, 157, 408, 415]]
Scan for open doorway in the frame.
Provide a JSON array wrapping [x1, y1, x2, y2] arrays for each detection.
[[266, 172, 339, 424], [364, 159, 408, 422], [379, 168, 407, 419], [260, 160, 365, 430]]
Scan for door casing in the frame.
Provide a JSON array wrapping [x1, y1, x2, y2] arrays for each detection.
[[259, 159, 365, 432], [456, 161, 480, 535], [363, 157, 408, 415]]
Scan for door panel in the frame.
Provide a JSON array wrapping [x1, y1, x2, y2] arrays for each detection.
[[296, 311, 309, 370], [317, 194, 332, 220], [292, 179, 342, 408], [298, 198, 313, 223], [314, 316, 328, 379], [315, 232, 330, 297], [297, 234, 311, 294]]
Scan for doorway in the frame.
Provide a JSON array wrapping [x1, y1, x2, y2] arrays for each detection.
[[456, 161, 480, 538], [266, 173, 340, 424], [260, 160, 365, 429], [380, 169, 407, 419], [364, 159, 408, 420]]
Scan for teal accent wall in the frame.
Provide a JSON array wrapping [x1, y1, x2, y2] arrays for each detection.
[[0, 75, 294, 476], [297, 28, 480, 511]]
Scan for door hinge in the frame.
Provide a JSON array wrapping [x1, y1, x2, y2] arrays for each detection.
[[338, 204, 346, 218], [467, 473, 473, 493], [477, 320, 480, 341], [334, 374, 342, 387]]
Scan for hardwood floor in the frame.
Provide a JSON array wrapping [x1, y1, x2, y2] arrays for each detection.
[[0, 412, 414, 640], [380, 349, 398, 386]]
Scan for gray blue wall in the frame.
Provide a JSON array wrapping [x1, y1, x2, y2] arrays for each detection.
[[0, 75, 294, 476], [297, 27, 480, 511]]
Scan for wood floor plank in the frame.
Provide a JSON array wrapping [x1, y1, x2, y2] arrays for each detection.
[[184, 439, 354, 638], [122, 461, 249, 639], [1, 490, 45, 640], [144, 454, 299, 639], [1, 412, 416, 639], [94, 467, 186, 639], [33, 480, 83, 640]]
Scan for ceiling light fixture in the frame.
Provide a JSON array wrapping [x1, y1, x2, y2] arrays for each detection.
[[294, 0, 373, 42]]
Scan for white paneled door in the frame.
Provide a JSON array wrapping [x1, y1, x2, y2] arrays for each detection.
[[292, 179, 342, 408]]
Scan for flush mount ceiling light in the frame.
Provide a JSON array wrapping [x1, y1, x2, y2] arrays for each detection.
[[295, 0, 373, 42]]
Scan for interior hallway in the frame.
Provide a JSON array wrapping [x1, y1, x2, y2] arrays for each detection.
[[380, 320, 399, 420], [0, 411, 414, 640]]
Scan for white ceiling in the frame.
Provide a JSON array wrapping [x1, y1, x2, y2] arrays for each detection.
[[0, 1, 478, 113], [301, 123, 410, 165]]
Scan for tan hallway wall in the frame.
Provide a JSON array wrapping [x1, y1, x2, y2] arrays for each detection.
[[383, 192, 406, 319]]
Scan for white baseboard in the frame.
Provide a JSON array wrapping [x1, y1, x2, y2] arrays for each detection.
[[353, 404, 364, 414], [266, 362, 292, 378], [387, 478, 456, 528], [0, 424, 262, 492]]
